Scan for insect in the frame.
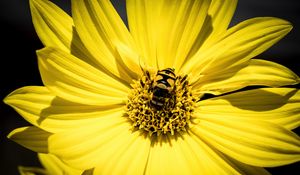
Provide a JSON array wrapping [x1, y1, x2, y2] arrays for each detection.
[[150, 68, 177, 108]]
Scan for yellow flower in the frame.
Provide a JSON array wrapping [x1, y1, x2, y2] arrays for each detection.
[[18, 154, 85, 175], [5, 0, 300, 174]]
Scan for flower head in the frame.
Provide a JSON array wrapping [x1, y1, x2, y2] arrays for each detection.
[[5, 0, 300, 174]]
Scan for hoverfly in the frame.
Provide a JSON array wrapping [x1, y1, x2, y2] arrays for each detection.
[[150, 68, 176, 108]]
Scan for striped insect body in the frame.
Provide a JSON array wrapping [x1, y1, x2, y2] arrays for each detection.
[[150, 68, 176, 108]]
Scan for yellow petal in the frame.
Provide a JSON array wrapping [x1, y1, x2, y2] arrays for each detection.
[[188, 0, 238, 60], [223, 156, 271, 175], [145, 135, 192, 175], [38, 153, 83, 175], [194, 59, 299, 95], [7, 126, 50, 153], [126, 0, 158, 68], [145, 133, 243, 175], [71, 0, 135, 84], [126, 0, 211, 70], [37, 47, 129, 106], [30, 0, 95, 66], [4, 86, 125, 133], [18, 166, 47, 175], [191, 117, 300, 167], [48, 118, 135, 169], [30, 0, 71, 51], [115, 41, 143, 80], [196, 88, 300, 130], [93, 132, 150, 175], [182, 17, 292, 83]]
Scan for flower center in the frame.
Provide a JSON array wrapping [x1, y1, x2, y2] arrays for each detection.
[[126, 68, 197, 136]]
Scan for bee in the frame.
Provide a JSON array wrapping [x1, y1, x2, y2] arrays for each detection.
[[150, 68, 177, 108]]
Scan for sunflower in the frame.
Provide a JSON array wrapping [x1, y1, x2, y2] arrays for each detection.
[[5, 0, 300, 174], [18, 154, 84, 175]]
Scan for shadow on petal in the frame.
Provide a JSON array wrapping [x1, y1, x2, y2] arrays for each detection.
[[8, 126, 50, 153], [223, 88, 298, 111], [38, 96, 124, 125]]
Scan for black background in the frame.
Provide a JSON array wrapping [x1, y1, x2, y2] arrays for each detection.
[[0, 0, 299, 174]]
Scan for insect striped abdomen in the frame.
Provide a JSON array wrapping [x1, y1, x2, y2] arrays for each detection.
[[151, 68, 176, 108]]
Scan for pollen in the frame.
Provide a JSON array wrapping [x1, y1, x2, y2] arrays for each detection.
[[125, 69, 197, 136]]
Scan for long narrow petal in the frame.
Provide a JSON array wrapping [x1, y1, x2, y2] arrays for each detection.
[[72, 0, 135, 84], [145, 133, 245, 175], [187, 0, 238, 60], [196, 88, 300, 130], [30, 0, 95, 66], [181, 17, 292, 83], [49, 121, 150, 171], [191, 117, 300, 167], [223, 156, 271, 175], [114, 41, 143, 80], [30, 0, 71, 50], [145, 135, 195, 175], [126, 0, 159, 68], [4, 86, 125, 133], [93, 132, 150, 175], [38, 153, 83, 175], [37, 47, 129, 106], [193, 59, 299, 95], [126, 0, 211, 70], [18, 166, 48, 175], [7, 126, 50, 153], [19, 154, 86, 175], [188, 133, 271, 175]]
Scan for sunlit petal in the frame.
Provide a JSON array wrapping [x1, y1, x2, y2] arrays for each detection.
[[30, 0, 96, 66], [192, 117, 300, 167], [4, 86, 125, 133], [37, 47, 129, 105], [145, 133, 246, 175], [126, 0, 211, 70], [93, 132, 150, 175], [7, 126, 50, 153], [189, 132, 271, 175], [182, 17, 292, 83], [48, 119, 149, 170], [115, 41, 143, 80], [223, 155, 271, 175], [30, 0, 72, 50], [188, 0, 238, 60], [193, 59, 299, 95], [196, 88, 300, 130], [72, 0, 135, 84], [38, 153, 83, 175]]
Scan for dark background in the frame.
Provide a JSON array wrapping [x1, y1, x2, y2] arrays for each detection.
[[0, 0, 299, 174]]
